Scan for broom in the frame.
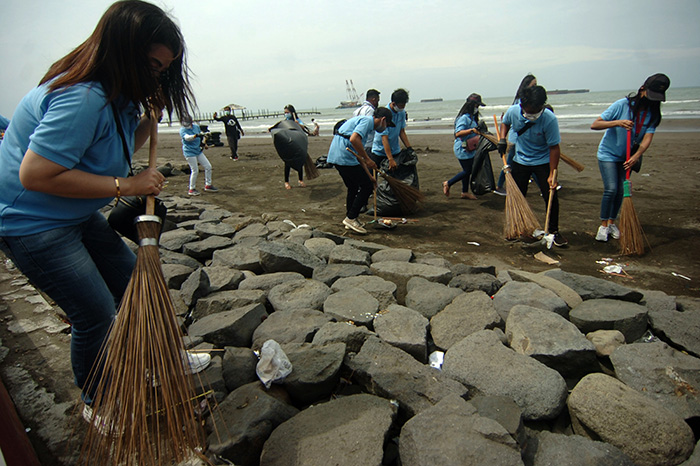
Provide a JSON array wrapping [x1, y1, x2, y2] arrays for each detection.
[[346, 147, 424, 213], [304, 154, 320, 180], [493, 115, 541, 239], [619, 130, 647, 255], [478, 130, 584, 172], [80, 114, 209, 465]]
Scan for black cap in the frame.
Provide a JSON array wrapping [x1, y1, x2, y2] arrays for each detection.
[[374, 107, 396, 126], [366, 89, 380, 99], [467, 93, 486, 106], [643, 73, 670, 102]]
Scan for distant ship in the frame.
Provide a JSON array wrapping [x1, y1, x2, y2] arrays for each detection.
[[548, 89, 589, 95], [336, 79, 362, 109], [420, 98, 443, 102]]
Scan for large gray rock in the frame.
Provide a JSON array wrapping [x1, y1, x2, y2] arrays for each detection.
[[251, 309, 335, 350], [159, 229, 200, 252], [328, 244, 371, 267], [569, 299, 648, 342], [430, 291, 503, 351], [323, 288, 379, 328], [238, 271, 305, 294], [211, 244, 263, 274], [188, 303, 268, 347], [610, 341, 700, 420], [493, 281, 569, 321], [506, 305, 598, 378], [568, 373, 695, 466], [544, 269, 643, 302], [370, 261, 452, 303], [371, 247, 413, 263], [202, 266, 244, 293], [373, 304, 429, 363], [281, 342, 346, 406], [161, 263, 196, 289], [509, 269, 583, 309], [259, 394, 397, 466], [414, 252, 452, 269], [222, 347, 258, 392], [303, 237, 336, 261], [267, 279, 331, 313], [180, 268, 209, 307], [331, 275, 397, 309], [586, 329, 626, 357], [343, 238, 388, 254], [399, 394, 523, 466], [207, 382, 298, 466], [346, 337, 468, 419], [311, 322, 373, 355], [531, 431, 635, 466], [449, 273, 502, 296], [234, 222, 269, 240], [193, 289, 266, 320], [647, 296, 700, 358], [182, 235, 233, 262], [469, 395, 524, 445], [443, 330, 567, 420], [159, 249, 203, 269], [311, 263, 369, 287], [404, 276, 463, 319], [195, 221, 236, 239], [258, 240, 324, 277]]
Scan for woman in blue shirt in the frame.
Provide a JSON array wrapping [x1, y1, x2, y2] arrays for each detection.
[[591, 74, 670, 242], [443, 93, 485, 199], [0, 1, 208, 411]]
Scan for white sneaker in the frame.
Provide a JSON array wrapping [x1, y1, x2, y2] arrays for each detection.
[[185, 351, 211, 374], [596, 225, 609, 242], [608, 224, 620, 240], [342, 217, 367, 234]]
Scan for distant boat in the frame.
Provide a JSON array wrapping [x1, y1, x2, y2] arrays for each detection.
[[548, 89, 589, 95], [420, 98, 443, 102], [336, 79, 362, 109]]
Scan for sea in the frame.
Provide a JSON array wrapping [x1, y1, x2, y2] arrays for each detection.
[[160, 87, 700, 137]]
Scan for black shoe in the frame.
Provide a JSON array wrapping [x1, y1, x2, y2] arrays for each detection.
[[552, 232, 568, 247], [359, 205, 368, 214]]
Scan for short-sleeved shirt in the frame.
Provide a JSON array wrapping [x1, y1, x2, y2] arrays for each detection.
[[453, 113, 479, 160], [0, 81, 138, 236], [0, 114, 9, 131], [354, 102, 376, 146], [596, 98, 657, 162], [503, 105, 560, 166], [371, 104, 407, 157], [180, 124, 203, 157], [327, 116, 374, 166]]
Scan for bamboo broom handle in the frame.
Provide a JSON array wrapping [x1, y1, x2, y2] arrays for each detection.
[[545, 169, 557, 234], [146, 112, 158, 215], [494, 115, 508, 168]]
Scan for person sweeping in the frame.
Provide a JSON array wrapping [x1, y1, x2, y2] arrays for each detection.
[[498, 85, 567, 247], [590, 73, 670, 243]]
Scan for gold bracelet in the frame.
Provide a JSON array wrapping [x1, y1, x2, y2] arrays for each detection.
[[113, 177, 121, 201]]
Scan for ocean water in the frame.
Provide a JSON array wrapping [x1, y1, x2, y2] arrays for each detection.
[[161, 87, 700, 137]]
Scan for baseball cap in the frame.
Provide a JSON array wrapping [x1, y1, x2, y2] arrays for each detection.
[[374, 107, 396, 126], [643, 73, 670, 102], [467, 93, 486, 107]]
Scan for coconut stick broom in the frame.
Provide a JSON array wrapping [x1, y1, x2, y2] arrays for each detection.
[[346, 147, 424, 213], [478, 130, 584, 172], [80, 113, 210, 466], [492, 115, 541, 239], [304, 154, 320, 180], [619, 130, 647, 255]]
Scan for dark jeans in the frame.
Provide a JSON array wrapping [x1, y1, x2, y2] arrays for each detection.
[[226, 135, 239, 158], [510, 161, 560, 233], [334, 164, 374, 219], [447, 157, 475, 193], [0, 212, 135, 403]]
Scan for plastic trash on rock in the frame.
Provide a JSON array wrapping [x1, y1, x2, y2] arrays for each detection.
[[429, 351, 444, 370], [256, 340, 293, 389]]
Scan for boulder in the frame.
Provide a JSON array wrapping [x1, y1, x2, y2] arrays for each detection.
[[211, 244, 263, 274], [569, 299, 648, 342], [311, 322, 373, 355], [258, 240, 324, 277], [188, 303, 268, 347], [331, 275, 397, 309], [311, 263, 369, 287], [370, 261, 452, 303], [222, 347, 259, 392], [404, 276, 463, 319], [430, 291, 503, 351], [280, 342, 346, 406], [193, 289, 267, 320], [544, 269, 643, 302], [303, 237, 336, 261], [449, 273, 502, 296], [373, 304, 429, 363], [323, 288, 379, 328], [371, 248, 413, 263], [251, 309, 334, 350], [530, 431, 635, 466], [493, 281, 569, 321], [267, 279, 330, 313], [328, 244, 371, 267]]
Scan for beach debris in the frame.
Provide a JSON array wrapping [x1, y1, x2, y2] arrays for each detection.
[[534, 251, 559, 265], [283, 219, 297, 228], [467, 242, 480, 246], [639, 330, 659, 343], [671, 272, 691, 281], [256, 339, 293, 389], [429, 351, 444, 370], [599, 261, 633, 279]]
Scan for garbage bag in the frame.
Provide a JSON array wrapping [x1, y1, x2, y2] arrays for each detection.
[[470, 135, 497, 195], [375, 148, 420, 217], [270, 120, 308, 171], [255, 340, 293, 389]]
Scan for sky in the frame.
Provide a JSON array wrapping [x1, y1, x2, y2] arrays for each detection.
[[1, 0, 699, 117]]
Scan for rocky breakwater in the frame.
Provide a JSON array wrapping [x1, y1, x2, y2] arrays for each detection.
[[122, 194, 700, 464]]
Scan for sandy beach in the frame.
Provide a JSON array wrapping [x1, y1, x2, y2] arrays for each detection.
[[136, 118, 700, 298]]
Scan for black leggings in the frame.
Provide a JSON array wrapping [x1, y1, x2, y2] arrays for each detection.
[[334, 164, 373, 219], [510, 161, 559, 233], [284, 164, 303, 183]]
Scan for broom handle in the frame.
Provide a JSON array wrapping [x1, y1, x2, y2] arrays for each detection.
[[373, 169, 378, 222], [544, 168, 557, 234], [146, 112, 158, 215], [493, 115, 508, 167], [478, 130, 583, 172], [625, 130, 632, 181]]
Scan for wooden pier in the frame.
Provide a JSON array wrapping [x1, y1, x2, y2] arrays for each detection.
[[178, 108, 321, 125]]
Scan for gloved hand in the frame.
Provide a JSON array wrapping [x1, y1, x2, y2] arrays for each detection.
[[406, 146, 416, 157], [497, 138, 507, 155]]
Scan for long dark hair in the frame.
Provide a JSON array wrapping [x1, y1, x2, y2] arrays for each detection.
[[627, 89, 662, 128], [513, 74, 537, 104], [455, 99, 480, 124], [40, 0, 194, 119], [284, 104, 299, 120]]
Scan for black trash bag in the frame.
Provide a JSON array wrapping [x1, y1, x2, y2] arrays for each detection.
[[269, 120, 308, 172], [470, 135, 497, 195], [375, 148, 420, 217], [314, 155, 334, 169]]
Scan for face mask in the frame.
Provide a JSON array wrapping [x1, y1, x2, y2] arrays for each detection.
[[522, 108, 544, 121], [392, 104, 402, 113], [284, 113, 292, 120], [376, 123, 386, 133]]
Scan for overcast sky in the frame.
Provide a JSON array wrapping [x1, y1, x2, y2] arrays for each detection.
[[1, 0, 699, 116]]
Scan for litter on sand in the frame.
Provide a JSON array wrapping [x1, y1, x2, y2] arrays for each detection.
[[534, 251, 559, 265], [467, 242, 480, 246], [672, 272, 692, 281]]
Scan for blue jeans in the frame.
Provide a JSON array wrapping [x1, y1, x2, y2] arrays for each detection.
[[598, 160, 625, 221], [0, 212, 135, 403], [447, 157, 475, 193]]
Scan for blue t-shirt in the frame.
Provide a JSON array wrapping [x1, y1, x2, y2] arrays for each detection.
[[453, 113, 479, 160], [0, 114, 9, 131], [0, 82, 138, 236], [327, 116, 374, 166], [596, 98, 657, 162], [371, 104, 407, 157], [180, 124, 203, 157], [503, 105, 560, 166]]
